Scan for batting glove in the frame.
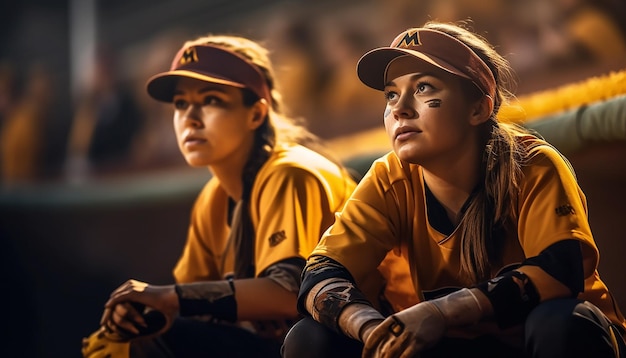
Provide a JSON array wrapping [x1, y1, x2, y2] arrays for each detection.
[[362, 288, 484, 358]]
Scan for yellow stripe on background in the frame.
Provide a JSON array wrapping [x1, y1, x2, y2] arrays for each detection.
[[499, 69, 626, 124]]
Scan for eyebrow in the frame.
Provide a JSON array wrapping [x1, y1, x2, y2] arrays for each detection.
[[384, 72, 434, 88]]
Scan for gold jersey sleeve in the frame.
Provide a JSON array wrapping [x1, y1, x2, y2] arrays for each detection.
[[518, 141, 595, 263], [249, 144, 356, 276], [173, 144, 356, 282], [311, 150, 422, 310], [518, 140, 624, 329]]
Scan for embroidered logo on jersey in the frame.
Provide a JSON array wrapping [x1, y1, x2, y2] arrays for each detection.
[[179, 47, 199, 65], [396, 31, 421, 48], [555, 204, 575, 216], [268, 230, 286, 247]]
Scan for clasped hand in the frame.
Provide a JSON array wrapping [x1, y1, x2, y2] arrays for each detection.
[[362, 301, 445, 358], [361, 288, 484, 358], [100, 279, 178, 341]]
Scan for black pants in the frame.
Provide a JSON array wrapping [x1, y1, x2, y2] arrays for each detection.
[[129, 317, 282, 358], [282, 299, 626, 358]]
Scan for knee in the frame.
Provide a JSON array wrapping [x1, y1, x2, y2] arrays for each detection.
[[525, 299, 575, 337], [526, 299, 610, 338], [525, 299, 617, 358], [282, 318, 333, 358], [282, 317, 343, 358]]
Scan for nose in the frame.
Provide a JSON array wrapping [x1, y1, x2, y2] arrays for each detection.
[[181, 104, 203, 128], [391, 93, 417, 120]]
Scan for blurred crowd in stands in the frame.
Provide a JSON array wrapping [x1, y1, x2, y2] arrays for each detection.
[[1, 0, 625, 186]]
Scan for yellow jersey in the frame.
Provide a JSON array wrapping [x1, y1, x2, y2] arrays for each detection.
[[311, 137, 626, 333]]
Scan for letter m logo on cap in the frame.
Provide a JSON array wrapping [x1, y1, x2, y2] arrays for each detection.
[[395, 31, 421, 48], [179, 47, 199, 65]]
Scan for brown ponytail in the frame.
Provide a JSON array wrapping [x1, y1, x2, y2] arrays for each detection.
[[424, 21, 531, 284]]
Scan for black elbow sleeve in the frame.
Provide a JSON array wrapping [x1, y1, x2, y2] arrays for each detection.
[[522, 239, 584, 295]]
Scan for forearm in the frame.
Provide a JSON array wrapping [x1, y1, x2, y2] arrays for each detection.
[[234, 277, 299, 320], [517, 265, 571, 300], [176, 277, 300, 322], [430, 268, 570, 330], [338, 302, 385, 342], [177, 257, 303, 321], [518, 238, 582, 301]]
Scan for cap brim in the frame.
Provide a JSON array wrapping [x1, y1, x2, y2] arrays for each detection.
[[146, 70, 246, 103], [357, 48, 471, 91]]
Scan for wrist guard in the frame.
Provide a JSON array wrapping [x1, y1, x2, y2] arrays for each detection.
[[475, 270, 540, 328], [175, 279, 237, 322], [306, 278, 372, 334]]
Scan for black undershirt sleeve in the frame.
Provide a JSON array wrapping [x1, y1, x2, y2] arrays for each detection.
[[522, 239, 584, 295]]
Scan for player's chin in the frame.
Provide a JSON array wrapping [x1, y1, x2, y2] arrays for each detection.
[[394, 145, 423, 164], [183, 153, 212, 167]]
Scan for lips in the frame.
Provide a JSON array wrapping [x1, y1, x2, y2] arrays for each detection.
[[394, 126, 420, 140], [184, 136, 205, 143], [182, 132, 206, 146]]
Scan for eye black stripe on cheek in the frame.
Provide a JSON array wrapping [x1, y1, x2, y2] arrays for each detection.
[[426, 99, 442, 108]]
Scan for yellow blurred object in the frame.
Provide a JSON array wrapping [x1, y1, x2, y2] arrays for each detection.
[[82, 327, 130, 358], [499, 69, 626, 124]]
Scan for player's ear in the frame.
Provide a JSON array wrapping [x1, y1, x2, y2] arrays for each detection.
[[248, 98, 268, 130], [469, 95, 493, 126]]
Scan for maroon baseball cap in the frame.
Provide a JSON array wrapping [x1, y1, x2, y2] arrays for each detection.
[[146, 44, 271, 103], [357, 28, 496, 99]]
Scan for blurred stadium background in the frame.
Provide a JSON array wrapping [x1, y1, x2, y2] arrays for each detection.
[[1, 0, 625, 356]]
